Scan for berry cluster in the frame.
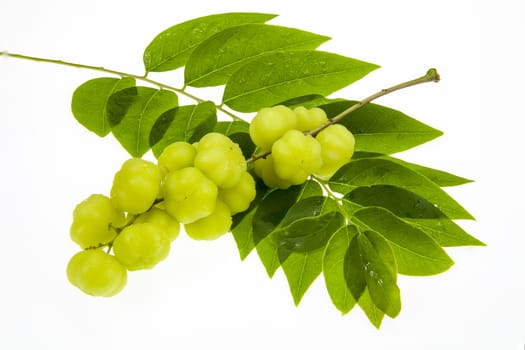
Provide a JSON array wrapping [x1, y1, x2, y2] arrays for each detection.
[[66, 106, 355, 297], [67, 132, 256, 297], [250, 105, 356, 189]]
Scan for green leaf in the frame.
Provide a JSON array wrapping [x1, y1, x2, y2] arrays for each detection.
[[71, 77, 135, 137], [214, 121, 255, 159], [352, 152, 473, 187], [400, 162, 473, 187], [351, 231, 401, 318], [329, 158, 474, 220], [278, 211, 344, 253], [276, 94, 344, 109], [276, 210, 344, 253], [352, 207, 454, 276], [323, 225, 359, 314], [222, 50, 379, 112], [319, 101, 443, 154], [254, 181, 321, 277], [345, 185, 484, 247], [358, 288, 385, 329], [185, 23, 330, 87], [213, 120, 250, 135], [268, 197, 342, 300], [344, 233, 367, 301], [346, 185, 445, 219], [150, 101, 217, 158], [252, 182, 322, 245], [280, 248, 324, 306], [255, 239, 282, 278], [143, 12, 277, 72], [106, 87, 178, 157]]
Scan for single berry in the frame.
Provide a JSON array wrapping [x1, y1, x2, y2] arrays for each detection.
[[185, 200, 232, 240], [249, 105, 297, 150], [112, 223, 171, 271], [163, 167, 218, 224], [67, 249, 127, 297], [314, 124, 355, 180], [272, 129, 323, 185], [110, 158, 161, 214]]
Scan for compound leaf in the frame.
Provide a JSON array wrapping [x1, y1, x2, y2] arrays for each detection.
[[107, 87, 178, 157], [329, 158, 474, 220], [223, 50, 379, 112], [71, 77, 135, 137], [143, 12, 276, 72], [352, 207, 454, 276], [185, 23, 330, 87], [150, 101, 217, 157], [320, 101, 443, 154]]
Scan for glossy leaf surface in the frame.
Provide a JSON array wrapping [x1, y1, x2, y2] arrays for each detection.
[[143, 12, 276, 72], [223, 50, 379, 112]]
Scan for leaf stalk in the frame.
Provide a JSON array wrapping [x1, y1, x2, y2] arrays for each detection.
[[2, 51, 245, 122]]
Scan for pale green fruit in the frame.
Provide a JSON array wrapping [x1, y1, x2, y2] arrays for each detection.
[[294, 106, 328, 132], [218, 171, 256, 214], [194, 133, 246, 189], [111, 158, 161, 214], [253, 155, 294, 190], [135, 207, 180, 241], [163, 167, 218, 224], [185, 200, 232, 240], [314, 124, 355, 180], [70, 194, 124, 249], [272, 129, 323, 184], [157, 141, 196, 176], [249, 105, 297, 149], [112, 223, 170, 271], [67, 249, 127, 297]]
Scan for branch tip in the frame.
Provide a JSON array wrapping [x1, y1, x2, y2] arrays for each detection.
[[426, 68, 440, 82]]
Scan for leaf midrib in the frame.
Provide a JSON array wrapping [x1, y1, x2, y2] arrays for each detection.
[[224, 65, 371, 103], [187, 38, 327, 85]]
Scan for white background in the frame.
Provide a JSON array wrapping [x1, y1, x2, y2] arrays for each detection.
[[1, 0, 523, 349]]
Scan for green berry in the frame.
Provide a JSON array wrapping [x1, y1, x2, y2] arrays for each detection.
[[110, 158, 161, 214], [294, 106, 328, 132], [135, 206, 180, 241], [253, 155, 294, 189], [249, 105, 297, 149], [218, 171, 256, 214], [194, 133, 246, 189], [272, 129, 323, 184], [67, 249, 127, 297], [163, 167, 218, 224], [314, 124, 355, 180], [70, 194, 123, 249], [112, 223, 170, 271], [157, 141, 196, 176], [185, 200, 232, 240]]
